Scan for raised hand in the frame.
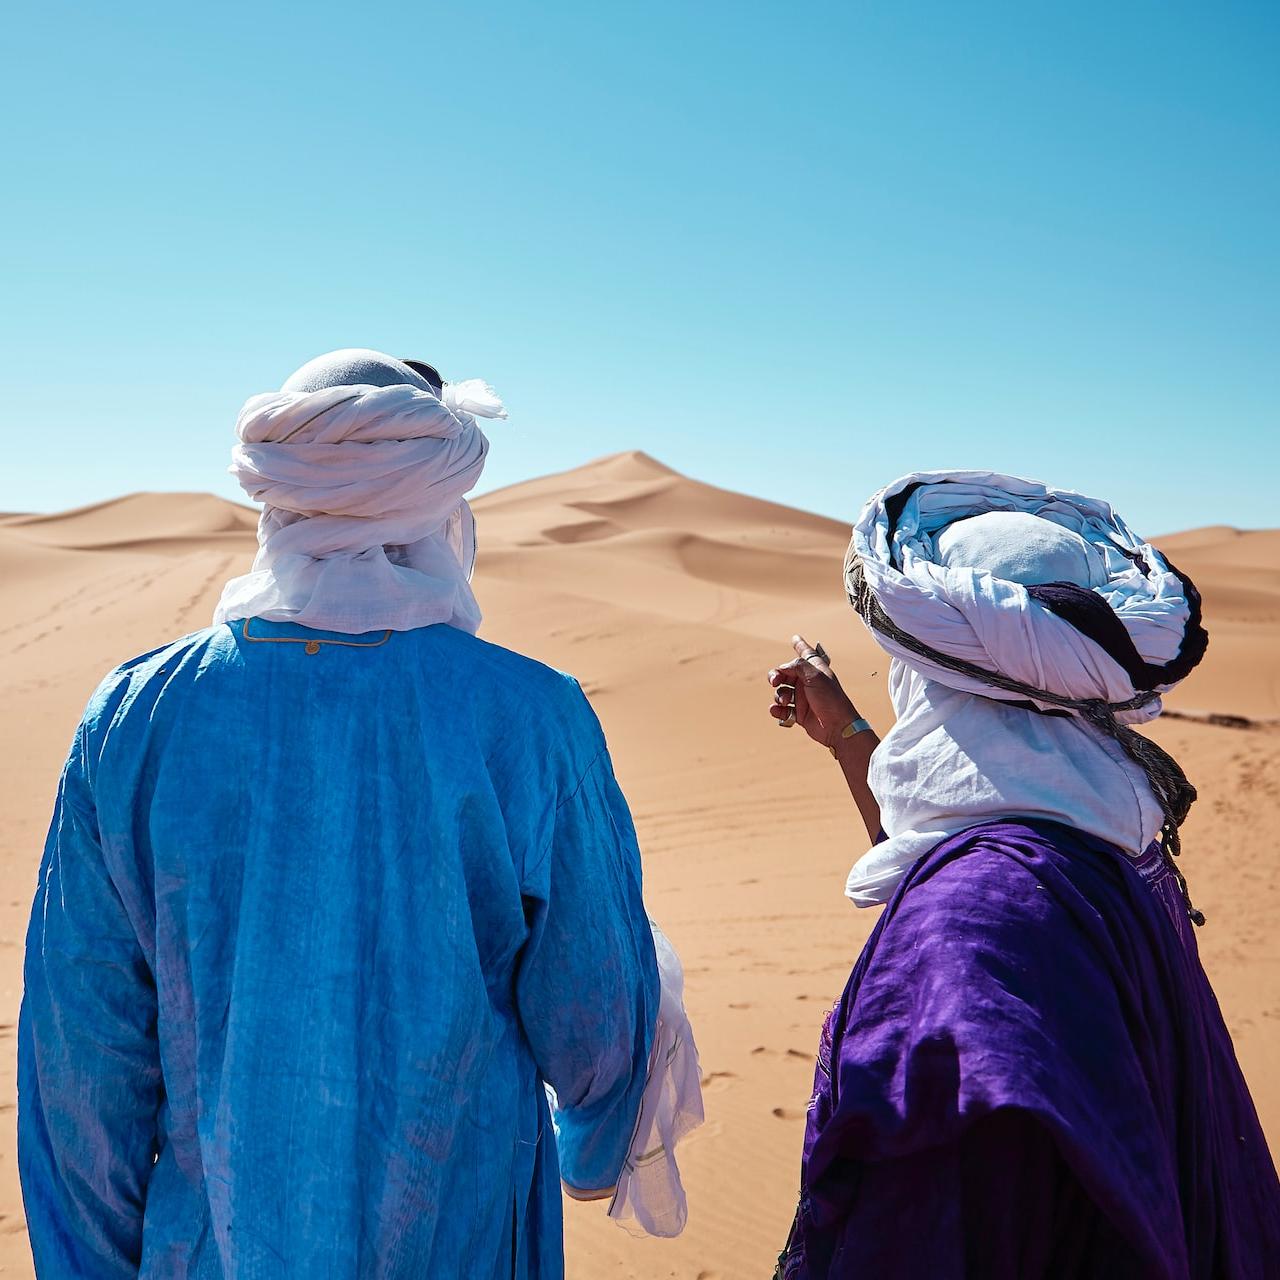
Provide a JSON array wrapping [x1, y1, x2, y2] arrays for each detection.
[[766, 634, 882, 839], [766, 635, 859, 749]]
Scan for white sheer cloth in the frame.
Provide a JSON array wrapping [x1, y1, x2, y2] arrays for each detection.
[[852, 664, 1167, 905], [214, 381, 504, 635], [844, 470, 1204, 906], [607, 922, 704, 1238]]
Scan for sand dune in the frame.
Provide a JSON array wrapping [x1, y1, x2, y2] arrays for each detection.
[[478, 451, 848, 548], [0, 455, 1276, 1276], [4, 492, 259, 552], [1148, 528, 1280, 720]]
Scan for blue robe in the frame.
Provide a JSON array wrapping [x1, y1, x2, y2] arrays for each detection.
[[18, 619, 659, 1278]]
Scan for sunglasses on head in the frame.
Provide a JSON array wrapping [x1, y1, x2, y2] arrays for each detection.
[[401, 359, 444, 394]]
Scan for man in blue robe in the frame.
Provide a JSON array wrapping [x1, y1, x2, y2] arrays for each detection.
[[18, 350, 662, 1278]]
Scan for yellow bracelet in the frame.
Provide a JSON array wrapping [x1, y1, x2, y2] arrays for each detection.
[[828, 717, 873, 757]]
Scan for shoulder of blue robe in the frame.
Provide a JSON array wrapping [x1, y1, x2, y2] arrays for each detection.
[[84, 620, 600, 715], [78, 622, 620, 942], [804, 819, 1280, 1278], [79, 620, 607, 785]]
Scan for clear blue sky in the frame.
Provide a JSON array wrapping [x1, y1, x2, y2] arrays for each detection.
[[2, 2, 1277, 534]]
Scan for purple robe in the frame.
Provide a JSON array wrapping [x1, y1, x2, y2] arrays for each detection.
[[778, 820, 1280, 1279]]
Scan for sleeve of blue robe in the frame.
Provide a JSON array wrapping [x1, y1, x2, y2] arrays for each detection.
[[18, 720, 162, 1278], [515, 718, 660, 1197]]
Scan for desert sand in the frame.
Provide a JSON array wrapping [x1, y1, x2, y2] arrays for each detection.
[[0, 452, 1276, 1277]]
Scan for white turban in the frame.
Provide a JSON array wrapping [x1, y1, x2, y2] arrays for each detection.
[[843, 470, 1208, 921], [935, 510, 1104, 588], [214, 359, 505, 635]]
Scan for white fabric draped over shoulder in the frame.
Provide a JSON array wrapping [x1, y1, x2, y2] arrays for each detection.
[[843, 470, 1207, 907], [214, 381, 505, 635]]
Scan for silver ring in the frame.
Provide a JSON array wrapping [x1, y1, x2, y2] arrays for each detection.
[[802, 642, 830, 668]]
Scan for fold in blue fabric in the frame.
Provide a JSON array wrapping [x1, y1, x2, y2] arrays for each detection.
[[19, 620, 659, 1278]]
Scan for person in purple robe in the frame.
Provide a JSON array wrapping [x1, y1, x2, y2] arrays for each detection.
[[765, 471, 1280, 1278]]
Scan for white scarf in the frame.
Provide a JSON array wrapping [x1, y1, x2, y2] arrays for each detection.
[[214, 380, 505, 635], [844, 470, 1206, 906], [607, 922, 703, 1238]]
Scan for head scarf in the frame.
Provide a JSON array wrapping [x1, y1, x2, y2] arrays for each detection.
[[844, 470, 1208, 922], [214, 350, 506, 635]]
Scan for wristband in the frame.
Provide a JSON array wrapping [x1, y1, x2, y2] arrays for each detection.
[[829, 718, 873, 757]]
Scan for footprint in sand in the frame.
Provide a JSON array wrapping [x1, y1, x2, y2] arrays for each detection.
[[771, 1106, 802, 1120], [700, 1070, 737, 1093]]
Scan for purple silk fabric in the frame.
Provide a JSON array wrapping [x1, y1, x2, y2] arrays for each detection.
[[779, 820, 1280, 1279]]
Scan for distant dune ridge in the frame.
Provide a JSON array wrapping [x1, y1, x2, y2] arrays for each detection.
[[0, 454, 1277, 1276]]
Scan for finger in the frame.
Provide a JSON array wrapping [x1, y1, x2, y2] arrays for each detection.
[[774, 686, 795, 707], [767, 667, 793, 688], [769, 703, 797, 727], [770, 662, 815, 688], [792, 633, 831, 670], [776, 654, 825, 686], [792, 633, 833, 678]]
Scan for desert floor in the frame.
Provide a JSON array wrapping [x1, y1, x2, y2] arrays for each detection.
[[0, 452, 1276, 1277]]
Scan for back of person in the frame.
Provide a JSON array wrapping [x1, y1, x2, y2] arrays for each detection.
[[22, 618, 657, 1277], [18, 350, 688, 1279], [785, 818, 1280, 1277]]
